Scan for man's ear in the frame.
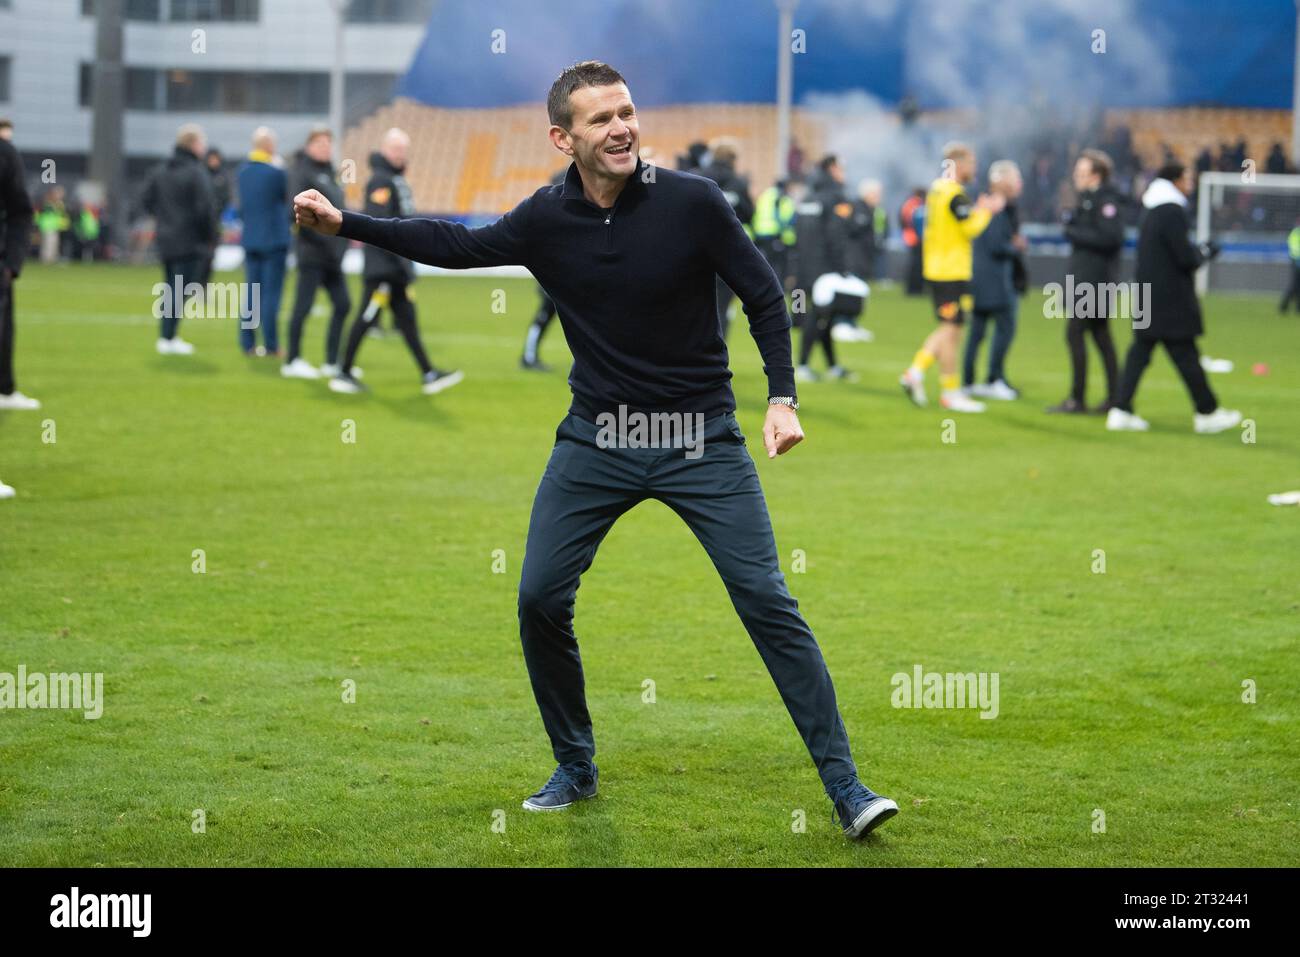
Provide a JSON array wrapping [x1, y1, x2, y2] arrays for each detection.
[[549, 126, 575, 157]]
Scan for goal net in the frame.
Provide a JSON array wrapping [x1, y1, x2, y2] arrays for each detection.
[[1195, 172, 1300, 296]]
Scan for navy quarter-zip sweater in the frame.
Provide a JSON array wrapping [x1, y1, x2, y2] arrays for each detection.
[[336, 158, 797, 420]]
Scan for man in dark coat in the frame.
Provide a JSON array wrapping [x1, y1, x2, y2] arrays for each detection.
[[520, 167, 570, 372], [694, 141, 754, 340], [236, 127, 290, 356], [329, 128, 461, 396], [0, 127, 37, 419], [963, 160, 1025, 399], [198, 147, 231, 287], [1106, 163, 1241, 434], [141, 124, 219, 355], [793, 155, 855, 380], [282, 126, 352, 379], [1048, 149, 1124, 414]]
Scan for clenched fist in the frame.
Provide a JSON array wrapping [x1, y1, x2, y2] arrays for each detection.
[[294, 189, 343, 236]]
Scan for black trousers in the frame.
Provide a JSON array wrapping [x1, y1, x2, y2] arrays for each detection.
[[904, 244, 924, 295], [519, 411, 858, 791], [160, 256, 203, 340], [339, 277, 433, 376], [1280, 263, 1300, 313], [1116, 336, 1218, 415], [0, 274, 15, 395], [1066, 314, 1119, 405], [286, 264, 351, 364], [522, 285, 557, 363], [797, 304, 838, 368]]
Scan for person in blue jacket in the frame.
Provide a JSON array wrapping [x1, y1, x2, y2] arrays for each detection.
[[237, 127, 289, 356]]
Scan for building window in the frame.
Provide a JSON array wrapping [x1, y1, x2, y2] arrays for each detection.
[[81, 0, 164, 19], [168, 0, 258, 21], [346, 0, 433, 24], [161, 68, 327, 113], [0, 57, 10, 104], [78, 64, 324, 114], [79, 63, 163, 110]]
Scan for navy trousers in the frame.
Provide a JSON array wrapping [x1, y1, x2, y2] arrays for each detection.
[[518, 410, 858, 791], [241, 247, 286, 353], [963, 302, 1018, 386]]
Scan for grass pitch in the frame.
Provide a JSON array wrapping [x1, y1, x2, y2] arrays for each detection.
[[1, 262, 1297, 866]]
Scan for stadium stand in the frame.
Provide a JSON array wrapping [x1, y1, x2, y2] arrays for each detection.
[[341, 101, 825, 216]]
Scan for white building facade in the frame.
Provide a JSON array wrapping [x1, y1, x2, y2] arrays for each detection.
[[0, 0, 429, 162]]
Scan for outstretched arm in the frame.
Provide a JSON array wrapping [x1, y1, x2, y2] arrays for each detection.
[[294, 188, 531, 269]]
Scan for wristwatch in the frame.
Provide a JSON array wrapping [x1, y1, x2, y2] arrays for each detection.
[[769, 395, 799, 411]]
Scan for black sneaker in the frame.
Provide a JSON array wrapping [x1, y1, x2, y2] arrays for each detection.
[[521, 761, 598, 811], [828, 776, 898, 839], [1045, 397, 1085, 414], [421, 368, 464, 395]]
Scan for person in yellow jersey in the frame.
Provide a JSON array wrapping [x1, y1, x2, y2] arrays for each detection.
[[899, 142, 1004, 412]]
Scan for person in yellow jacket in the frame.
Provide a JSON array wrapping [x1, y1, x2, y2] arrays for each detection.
[[899, 142, 1004, 412], [1279, 218, 1300, 314]]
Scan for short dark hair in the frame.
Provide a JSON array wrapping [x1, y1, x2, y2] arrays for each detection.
[[1079, 148, 1113, 183], [1156, 162, 1186, 182], [818, 154, 839, 173], [547, 61, 627, 130], [0, 118, 11, 131]]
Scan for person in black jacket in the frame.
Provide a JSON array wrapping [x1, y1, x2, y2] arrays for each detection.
[[329, 128, 461, 395], [1106, 164, 1242, 434], [282, 127, 352, 379], [793, 155, 855, 381], [1048, 149, 1124, 414], [0, 131, 37, 423], [520, 168, 569, 372], [294, 61, 898, 838], [694, 141, 754, 340], [198, 147, 231, 288], [963, 160, 1026, 399], [141, 124, 219, 355]]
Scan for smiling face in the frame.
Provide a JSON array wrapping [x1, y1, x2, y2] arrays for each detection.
[[549, 83, 639, 183]]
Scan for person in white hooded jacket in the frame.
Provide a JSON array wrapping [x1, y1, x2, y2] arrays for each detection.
[[1107, 163, 1243, 434]]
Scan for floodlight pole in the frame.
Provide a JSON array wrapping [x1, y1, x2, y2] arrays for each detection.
[[328, 0, 350, 162], [89, 0, 125, 252], [775, 0, 798, 182]]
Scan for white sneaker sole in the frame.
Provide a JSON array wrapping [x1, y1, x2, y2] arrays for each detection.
[[845, 797, 899, 839], [422, 370, 464, 395], [328, 379, 363, 394], [900, 376, 926, 407], [520, 789, 597, 812]]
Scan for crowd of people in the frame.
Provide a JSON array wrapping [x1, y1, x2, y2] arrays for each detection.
[[662, 134, 1244, 432], [141, 121, 462, 394], [0, 103, 1271, 497]]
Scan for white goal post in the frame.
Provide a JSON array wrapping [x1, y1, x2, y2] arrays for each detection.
[[1195, 171, 1300, 296]]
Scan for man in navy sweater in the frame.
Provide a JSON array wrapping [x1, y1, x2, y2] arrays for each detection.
[[294, 61, 897, 839], [237, 127, 289, 357]]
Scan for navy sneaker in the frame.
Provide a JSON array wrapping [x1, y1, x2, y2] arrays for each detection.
[[521, 761, 598, 811], [828, 776, 898, 839]]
